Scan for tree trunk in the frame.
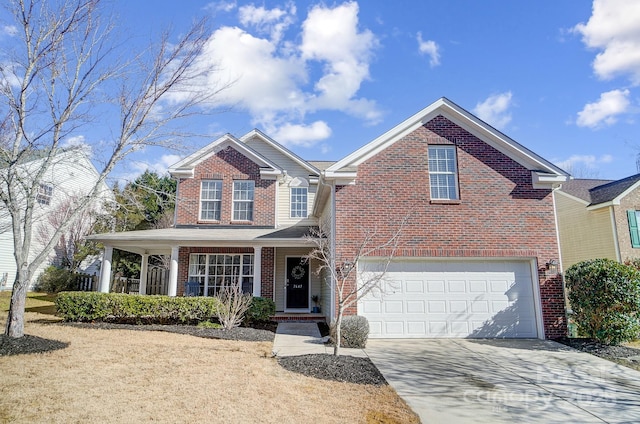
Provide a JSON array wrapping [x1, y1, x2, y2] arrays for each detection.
[[333, 308, 343, 356], [4, 274, 28, 338]]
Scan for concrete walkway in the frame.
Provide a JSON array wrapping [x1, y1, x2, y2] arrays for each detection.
[[272, 322, 367, 357]]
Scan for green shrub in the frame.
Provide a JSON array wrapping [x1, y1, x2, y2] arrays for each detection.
[[333, 315, 369, 348], [35, 267, 78, 293], [245, 297, 276, 324], [56, 292, 220, 324], [565, 258, 640, 345]]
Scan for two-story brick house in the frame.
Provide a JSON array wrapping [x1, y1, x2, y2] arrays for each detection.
[[90, 98, 569, 339]]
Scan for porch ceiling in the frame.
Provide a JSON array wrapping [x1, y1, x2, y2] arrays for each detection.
[[86, 226, 316, 255]]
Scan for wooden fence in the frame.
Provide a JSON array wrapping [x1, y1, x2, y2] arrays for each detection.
[[110, 268, 168, 295]]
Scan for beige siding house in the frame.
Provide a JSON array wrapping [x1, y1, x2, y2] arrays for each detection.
[[555, 175, 640, 270]]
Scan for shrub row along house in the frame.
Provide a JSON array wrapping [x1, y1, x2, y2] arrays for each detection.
[[89, 98, 570, 339]]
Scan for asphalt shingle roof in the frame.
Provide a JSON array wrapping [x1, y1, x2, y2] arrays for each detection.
[[560, 174, 640, 205]]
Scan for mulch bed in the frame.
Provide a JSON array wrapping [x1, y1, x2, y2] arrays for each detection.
[[278, 354, 387, 386], [554, 337, 640, 369]]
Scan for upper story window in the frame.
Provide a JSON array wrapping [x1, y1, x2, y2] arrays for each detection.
[[36, 183, 53, 205], [233, 180, 254, 221], [428, 146, 459, 200], [290, 187, 308, 218], [200, 180, 222, 221]]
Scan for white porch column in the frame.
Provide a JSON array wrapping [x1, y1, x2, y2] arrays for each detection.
[[139, 254, 149, 295], [168, 246, 179, 297], [99, 246, 113, 293], [253, 246, 262, 297]]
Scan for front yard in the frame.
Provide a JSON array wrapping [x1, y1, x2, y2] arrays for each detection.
[[0, 293, 418, 423]]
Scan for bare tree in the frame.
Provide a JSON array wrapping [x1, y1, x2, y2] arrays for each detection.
[[0, 0, 224, 337], [35, 194, 101, 270], [305, 217, 407, 356]]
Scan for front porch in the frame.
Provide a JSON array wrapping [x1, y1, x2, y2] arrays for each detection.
[[87, 226, 333, 321]]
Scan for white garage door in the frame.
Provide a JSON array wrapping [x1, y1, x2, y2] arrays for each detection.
[[358, 259, 540, 338]]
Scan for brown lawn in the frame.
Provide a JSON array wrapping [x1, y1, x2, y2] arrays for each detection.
[[0, 293, 419, 423]]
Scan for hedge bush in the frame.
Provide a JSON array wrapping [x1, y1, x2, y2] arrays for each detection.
[[56, 292, 221, 324], [245, 296, 276, 324], [35, 267, 79, 293], [333, 315, 370, 348], [565, 258, 640, 345]]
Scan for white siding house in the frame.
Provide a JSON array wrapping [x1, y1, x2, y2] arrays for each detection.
[[0, 149, 110, 290]]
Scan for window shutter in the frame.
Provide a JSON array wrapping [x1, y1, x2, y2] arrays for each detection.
[[627, 210, 640, 248]]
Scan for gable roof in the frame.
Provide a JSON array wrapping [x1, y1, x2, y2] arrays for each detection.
[[168, 133, 283, 179], [558, 178, 613, 203], [325, 97, 568, 187], [589, 174, 640, 205], [558, 174, 640, 208], [239, 129, 321, 176]]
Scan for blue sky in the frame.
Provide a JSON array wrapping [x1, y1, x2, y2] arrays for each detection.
[[14, 0, 640, 181]]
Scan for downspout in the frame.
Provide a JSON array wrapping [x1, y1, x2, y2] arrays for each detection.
[[552, 185, 568, 338], [173, 177, 180, 227], [609, 206, 622, 262], [329, 181, 336, 324]]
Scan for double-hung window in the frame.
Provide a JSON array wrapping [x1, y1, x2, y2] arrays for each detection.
[[290, 187, 308, 218], [428, 146, 459, 200], [233, 181, 254, 221], [36, 183, 53, 205], [200, 180, 222, 221]]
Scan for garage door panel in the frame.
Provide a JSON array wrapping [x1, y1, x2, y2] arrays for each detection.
[[359, 260, 539, 339]]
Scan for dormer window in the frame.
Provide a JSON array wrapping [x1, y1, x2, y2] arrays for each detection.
[[36, 183, 53, 205], [233, 180, 254, 221]]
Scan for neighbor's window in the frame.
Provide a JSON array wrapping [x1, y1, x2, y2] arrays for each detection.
[[187, 253, 254, 296], [428, 146, 459, 200], [200, 180, 222, 221], [36, 183, 53, 205], [290, 187, 308, 218], [627, 210, 640, 248], [233, 180, 254, 221]]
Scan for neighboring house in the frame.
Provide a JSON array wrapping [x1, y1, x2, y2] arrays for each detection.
[[88, 98, 569, 339], [0, 148, 109, 290], [554, 174, 640, 271]]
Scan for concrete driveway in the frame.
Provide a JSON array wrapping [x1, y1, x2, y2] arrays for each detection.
[[365, 339, 640, 424]]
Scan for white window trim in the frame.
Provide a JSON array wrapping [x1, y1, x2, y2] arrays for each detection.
[[188, 253, 254, 296], [428, 145, 459, 200], [199, 180, 222, 221], [290, 186, 308, 218], [232, 180, 254, 221]]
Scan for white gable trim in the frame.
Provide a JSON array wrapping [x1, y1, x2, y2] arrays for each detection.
[[168, 134, 282, 179], [555, 188, 590, 206], [326, 97, 568, 182], [240, 129, 321, 176]]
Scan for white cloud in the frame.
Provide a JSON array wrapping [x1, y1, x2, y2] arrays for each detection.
[[268, 121, 332, 147], [168, 1, 380, 148], [416, 32, 440, 67], [473, 92, 514, 129], [119, 154, 182, 184], [205, 1, 236, 13], [576, 89, 630, 128], [555, 153, 613, 177], [300, 2, 380, 122], [574, 0, 640, 84], [2, 25, 17, 36], [61, 135, 92, 155], [238, 3, 296, 43]]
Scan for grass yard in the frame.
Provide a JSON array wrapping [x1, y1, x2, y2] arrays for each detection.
[[0, 292, 419, 423]]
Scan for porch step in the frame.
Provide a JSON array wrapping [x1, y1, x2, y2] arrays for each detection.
[[272, 313, 326, 323]]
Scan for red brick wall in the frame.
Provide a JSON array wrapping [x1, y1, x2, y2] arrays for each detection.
[[177, 246, 275, 300], [175, 146, 275, 226], [615, 191, 640, 262], [334, 115, 566, 338]]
